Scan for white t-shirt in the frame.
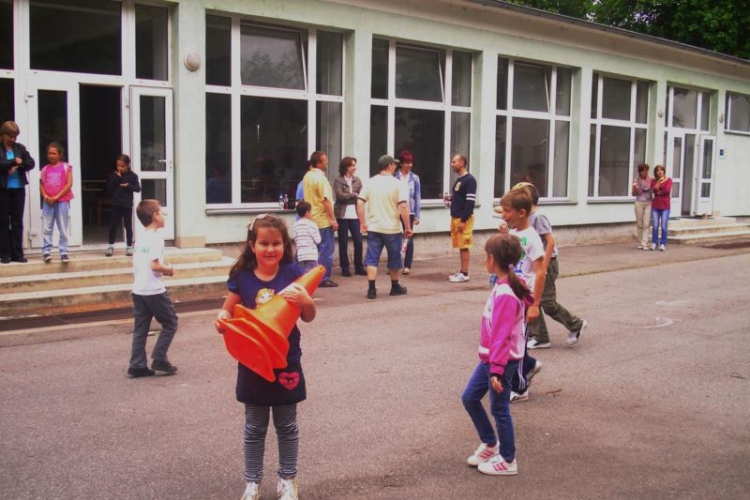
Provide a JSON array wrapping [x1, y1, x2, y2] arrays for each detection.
[[132, 230, 167, 295], [509, 226, 544, 290], [358, 173, 408, 234]]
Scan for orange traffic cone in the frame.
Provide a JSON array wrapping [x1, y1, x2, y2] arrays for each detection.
[[220, 265, 326, 381]]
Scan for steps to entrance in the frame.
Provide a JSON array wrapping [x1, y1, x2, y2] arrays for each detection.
[[667, 217, 750, 245], [0, 248, 234, 319]]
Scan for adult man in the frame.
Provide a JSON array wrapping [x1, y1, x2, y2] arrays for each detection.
[[446, 154, 476, 283], [356, 155, 412, 299], [302, 151, 338, 287]]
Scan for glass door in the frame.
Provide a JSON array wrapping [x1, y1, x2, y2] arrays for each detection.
[[695, 136, 716, 216], [130, 87, 174, 240], [666, 131, 684, 215], [24, 81, 82, 249]]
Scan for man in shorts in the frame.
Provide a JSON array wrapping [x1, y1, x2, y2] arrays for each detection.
[[446, 154, 476, 283], [356, 155, 412, 299]]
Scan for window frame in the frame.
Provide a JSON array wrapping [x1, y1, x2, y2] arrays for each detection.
[[725, 91, 750, 136]]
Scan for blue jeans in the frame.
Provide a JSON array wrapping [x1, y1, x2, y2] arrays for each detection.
[[462, 361, 518, 462], [42, 201, 70, 255], [336, 218, 364, 273], [317, 226, 335, 282], [652, 208, 670, 245], [365, 232, 403, 270], [402, 215, 415, 268]]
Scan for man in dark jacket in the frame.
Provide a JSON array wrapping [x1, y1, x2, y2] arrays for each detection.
[[0, 121, 36, 263]]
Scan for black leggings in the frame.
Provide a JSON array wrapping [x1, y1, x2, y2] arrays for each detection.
[[108, 205, 134, 246]]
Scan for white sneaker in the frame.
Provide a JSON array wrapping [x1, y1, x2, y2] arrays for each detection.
[[477, 454, 518, 476], [566, 319, 587, 345], [659, 244, 666, 251], [466, 442, 499, 466], [449, 272, 470, 283], [241, 481, 260, 500], [527, 338, 551, 349], [650, 243, 657, 251], [527, 360, 542, 383], [277, 477, 298, 500], [510, 391, 529, 403]]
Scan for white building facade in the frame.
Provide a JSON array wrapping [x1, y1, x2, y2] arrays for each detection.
[[2, 0, 750, 250]]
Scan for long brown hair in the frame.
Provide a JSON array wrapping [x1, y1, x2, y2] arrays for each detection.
[[229, 214, 294, 279], [485, 233, 531, 300]]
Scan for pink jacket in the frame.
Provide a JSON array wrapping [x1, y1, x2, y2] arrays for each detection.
[[478, 279, 532, 376], [651, 177, 672, 210]]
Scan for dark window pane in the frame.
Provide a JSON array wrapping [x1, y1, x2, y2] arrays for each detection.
[[494, 116, 507, 198], [38, 90, 68, 164], [591, 73, 599, 119], [553, 121, 569, 197], [30, 0, 121, 75], [240, 96, 307, 203], [728, 93, 750, 132], [394, 108, 444, 199], [142, 179, 167, 205], [136, 4, 168, 81], [672, 87, 698, 129], [317, 31, 343, 96], [371, 39, 388, 99], [0, 0, 12, 69], [588, 124, 596, 196], [636, 81, 649, 124], [510, 117, 549, 194], [139, 96, 167, 172], [395, 45, 443, 102], [369, 105, 387, 176], [241, 24, 305, 90], [513, 62, 550, 112], [602, 76, 631, 120], [206, 15, 231, 86], [598, 125, 630, 196], [0, 79, 13, 123], [316, 101, 342, 173], [497, 58, 508, 110], [452, 51, 472, 107], [556, 67, 572, 116], [206, 94, 232, 204]]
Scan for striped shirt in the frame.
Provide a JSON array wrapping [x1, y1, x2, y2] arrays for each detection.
[[293, 218, 321, 262]]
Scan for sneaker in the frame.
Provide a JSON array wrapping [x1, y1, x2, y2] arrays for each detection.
[[127, 367, 155, 378], [527, 338, 551, 350], [61, 254, 70, 263], [11, 256, 28, 263], [0, 257, 9, 264], [659, 244, 666, 252], [319, 279, 339, 288], [341, 269, 352, 277], [650, 243, 657, 251], [105, 246, 114, 257], [566, 319, 587, 345], [367, 287, 377, 299], [527, 360, 542, 383], [449, 272, 470, 283], [277, 477, 299, 500], [126, 246, 134, 256], [390, 284, 407, 296], [466, 442, 499, 466], [640, 245, 650, 251], [510, 391, 529, 403], [402, 267, 411, 275], [151, 360, 178, 375], [477, 455, 518, 476], [43, 253, 52, 263], [241, 481, 261, 500]]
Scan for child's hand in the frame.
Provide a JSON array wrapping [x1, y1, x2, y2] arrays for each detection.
[[527, 304, 540, 322], [279, 283, 311, 307], [491, 375, 503, 394], [215, 309, 231, 334], [498, 222, 509, 234], [162, 266, 174, 277]]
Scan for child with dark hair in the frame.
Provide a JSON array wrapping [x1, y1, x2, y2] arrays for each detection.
[[106, 154, 141, 257], [39, 142, 74, 263], [215, 213, 316, 500], [293, 201, 321, 271], [128, 199, 178, 378]]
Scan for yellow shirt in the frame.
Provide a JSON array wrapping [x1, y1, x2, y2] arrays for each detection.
[[302, 168, 334, 229], [359, 173, 408, 234]]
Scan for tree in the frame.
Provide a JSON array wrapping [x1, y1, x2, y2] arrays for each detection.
[[505, 0, 592, 19]]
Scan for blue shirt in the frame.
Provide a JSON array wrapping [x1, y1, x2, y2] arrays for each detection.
[[5, 150, 22, 189]]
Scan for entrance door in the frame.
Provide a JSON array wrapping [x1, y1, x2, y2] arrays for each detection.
[[694, 136, 716, 216], [666, 131, 684, 215], [666, 131, 699, 216], [24, 81, 82, 249], [130, 87, 174, 240]]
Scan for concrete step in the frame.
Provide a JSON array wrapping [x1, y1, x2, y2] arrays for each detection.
[[668, 223, 750, 237], [668, 216, 737, 228], [0, 275, 229, 318], [668, 229, 750, 245], [2, 258, 235, 293]]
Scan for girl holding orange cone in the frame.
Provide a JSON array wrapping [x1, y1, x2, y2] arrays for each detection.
[[215, 213, 316, 500]]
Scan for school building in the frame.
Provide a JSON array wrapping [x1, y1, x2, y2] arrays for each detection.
[[2, 0, 750, 252]]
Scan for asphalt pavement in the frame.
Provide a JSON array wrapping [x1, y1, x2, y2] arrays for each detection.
[[1, 241, 749, 500]]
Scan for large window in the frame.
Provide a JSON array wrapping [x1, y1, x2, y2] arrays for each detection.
[[495, 59, 572, 198], [668, 86, 710, 131], [370, 40, 472, 200], [135, 4, 169, 81], [725, 92, 750, 134], [0, 0, 12, 70], [205, 18, 344, 205], [588, 73, 650, 197]]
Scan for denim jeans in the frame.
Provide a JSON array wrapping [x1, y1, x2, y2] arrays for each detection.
[[652, 208, 670, 245], [42, 201, 70, 255], [317, 226, 335, 282], [461, 360, 518, 462], [336, 218, 364, 273]]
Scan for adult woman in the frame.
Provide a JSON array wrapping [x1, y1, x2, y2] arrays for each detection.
[[333, 156, 365, 276], [650, 165, 672, 251], [394, 150, 421, 274], [0, 121, 36, 264], [632, 163, 653, 250]]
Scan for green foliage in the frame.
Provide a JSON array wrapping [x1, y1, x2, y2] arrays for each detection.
[[506, 0, 750, 60]]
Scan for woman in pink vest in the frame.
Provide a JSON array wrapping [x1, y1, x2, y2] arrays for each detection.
[[650, 165, 672, 251], [40, 142, 74, 263]]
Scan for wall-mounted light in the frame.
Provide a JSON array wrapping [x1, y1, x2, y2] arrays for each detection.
[[657, 107, 664, 118], [719, 112, 725, 124], [184, 52, 201, 72]]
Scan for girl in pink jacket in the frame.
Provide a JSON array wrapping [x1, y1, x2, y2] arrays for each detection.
[[462, 233, 533, 476]]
